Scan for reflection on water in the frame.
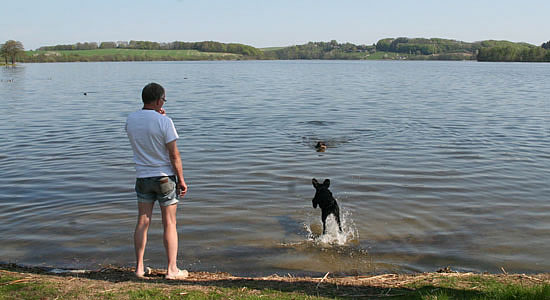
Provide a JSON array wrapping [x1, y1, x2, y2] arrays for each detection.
[[0, 61, 549, 276]]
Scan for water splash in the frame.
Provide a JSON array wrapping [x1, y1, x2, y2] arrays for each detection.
[[304, 208, 359, 246]]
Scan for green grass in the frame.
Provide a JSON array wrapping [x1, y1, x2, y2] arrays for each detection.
[[127, 287, 165, 299], [31, 48, 236, 57], [401, 275, 550, 300], [125, 287, 331, 300], [104, 283, 550, 299], [22, 48, 243, 62], [1, 269, 549, 300], [260, 47, 286, 51], [0, 275, 58, 300], [406, 284, 550, 300], [123, 287, 329, 299], [364, 51, 409, 60]]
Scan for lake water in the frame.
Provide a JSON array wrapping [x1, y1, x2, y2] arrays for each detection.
[[1, 60, 549, 276]]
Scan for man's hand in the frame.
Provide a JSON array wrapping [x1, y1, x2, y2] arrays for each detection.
[[177, 180, 187, 198], [156, 108, 166, 116]]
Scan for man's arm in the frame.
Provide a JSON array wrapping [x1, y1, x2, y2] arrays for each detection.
[[166, 140, 187, 198]]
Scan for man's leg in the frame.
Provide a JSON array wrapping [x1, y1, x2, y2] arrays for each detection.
[[134, 202, 154, 276], [160, 203, 179, 276]]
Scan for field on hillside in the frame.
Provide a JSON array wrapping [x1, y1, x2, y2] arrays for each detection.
[[23, 48, 242, 62]]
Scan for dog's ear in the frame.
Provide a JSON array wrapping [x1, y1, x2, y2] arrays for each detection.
[[323, 179, 330, 187], [312, 178, 319, 188]]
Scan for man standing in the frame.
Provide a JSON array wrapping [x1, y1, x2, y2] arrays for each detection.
[[126, 82, 188, 280]]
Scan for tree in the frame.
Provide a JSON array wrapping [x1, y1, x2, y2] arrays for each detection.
[[376, 38, 394, 51], [76, 42, 98, 50], [0, 45, 6, 64], [99, 42, 117, 49], [542, 41, 550, 50], [1, 40, 24, 64]]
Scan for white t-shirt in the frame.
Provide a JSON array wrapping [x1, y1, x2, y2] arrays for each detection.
[[125, 109, 179, 178]]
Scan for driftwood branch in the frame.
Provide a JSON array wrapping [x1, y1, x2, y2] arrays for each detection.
[[317, 272, 330, 288]]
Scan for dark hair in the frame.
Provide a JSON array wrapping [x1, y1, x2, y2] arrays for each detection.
[[141, 83, 165, 104]]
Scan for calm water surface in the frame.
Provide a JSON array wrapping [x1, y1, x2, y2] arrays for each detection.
[[0, 61, 549, 275]]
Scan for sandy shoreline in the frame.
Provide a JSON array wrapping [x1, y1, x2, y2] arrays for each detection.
[[2, 263, 549, 297]]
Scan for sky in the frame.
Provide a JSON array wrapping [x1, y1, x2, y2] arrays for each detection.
[[2, 0, 549, 50]]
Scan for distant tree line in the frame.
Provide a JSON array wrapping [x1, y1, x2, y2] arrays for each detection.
[[15, 38, 550, 63], [476, 40, 550, 62], [38, 42, 99, 51], [270, 40, 375, 59], [21, 53, 236, 63], [374, 37, 550, 62], [477, 46, 550, 62], [38, 40, 263, 56], [375, 37, 480, 55]]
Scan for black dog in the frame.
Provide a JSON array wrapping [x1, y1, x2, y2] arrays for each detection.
[[312, 178, 342, 234], [315, 142, 327, 152]]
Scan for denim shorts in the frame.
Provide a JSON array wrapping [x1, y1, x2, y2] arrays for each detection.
[[135, 176, 178, 207]]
